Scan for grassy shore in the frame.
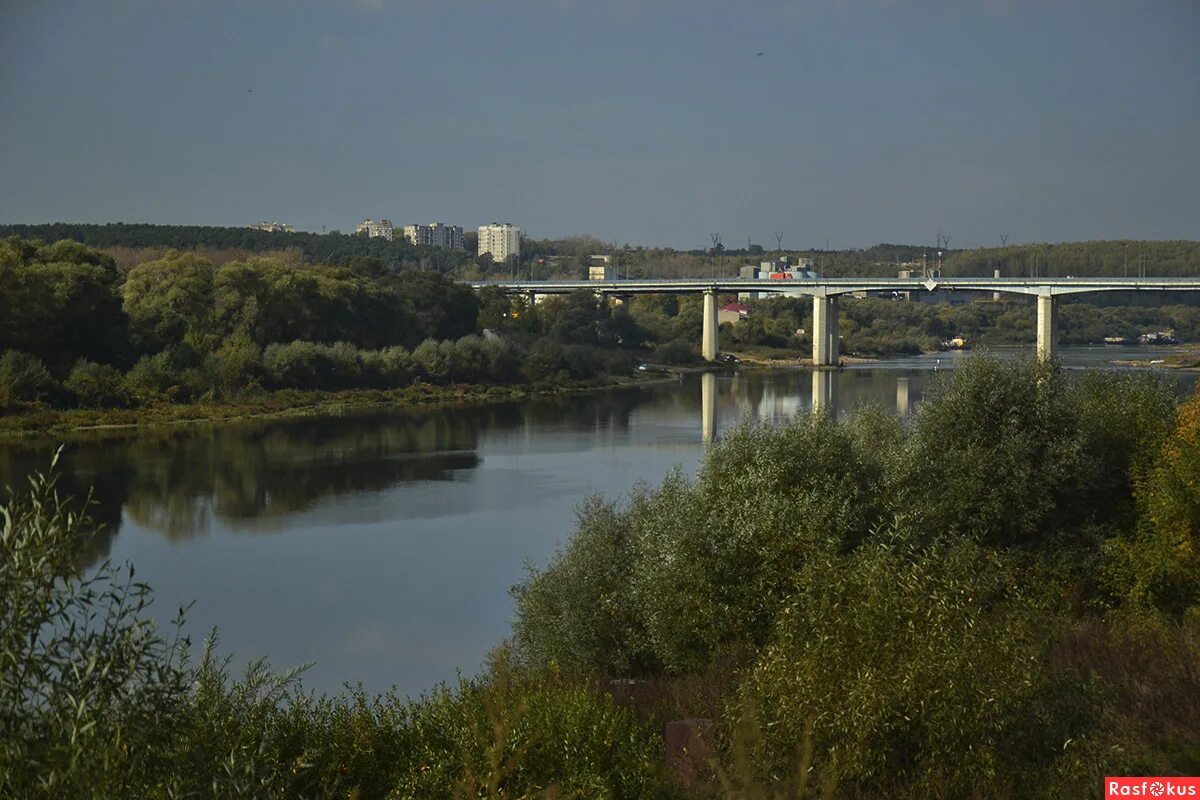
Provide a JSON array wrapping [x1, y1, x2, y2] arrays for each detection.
[[0, 368, 704, 439]]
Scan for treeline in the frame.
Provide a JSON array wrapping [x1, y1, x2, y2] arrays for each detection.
[[6, 223, 1199, 281], [5, 360, 1199, 797], [0, 223, 474, 272], [0, 236, 695, 412], [521, 236, 1200, 281]]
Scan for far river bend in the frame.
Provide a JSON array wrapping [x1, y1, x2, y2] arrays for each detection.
[[1, 346, 1196, 697]]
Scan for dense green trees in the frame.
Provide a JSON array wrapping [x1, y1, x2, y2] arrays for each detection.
[[1, 236, 675, 413], [513, 359, 1200, 796], [0, 238, 127, 368]]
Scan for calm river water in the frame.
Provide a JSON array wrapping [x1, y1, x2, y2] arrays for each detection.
[[2, 346, 1196, 697]]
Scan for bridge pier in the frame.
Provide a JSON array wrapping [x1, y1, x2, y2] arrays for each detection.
[[812, 295, 840, 367], [702, 290, 719, 361], [1036, 295, 1057, 362]]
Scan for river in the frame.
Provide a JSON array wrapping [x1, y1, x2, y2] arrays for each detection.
[[1, 346, 1196, 697]]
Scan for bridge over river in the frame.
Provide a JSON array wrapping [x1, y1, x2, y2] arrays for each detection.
[[469, 277, 1200, 365]]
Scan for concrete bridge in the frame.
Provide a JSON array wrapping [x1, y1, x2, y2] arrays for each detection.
[[469, 277, 1200, 364]]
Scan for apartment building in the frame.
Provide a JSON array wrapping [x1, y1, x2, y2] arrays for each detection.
[[355, 218, 394, 241], [247, 221, 295, 233], [477, 223, 520, 263], [402, 223, 464, 249]]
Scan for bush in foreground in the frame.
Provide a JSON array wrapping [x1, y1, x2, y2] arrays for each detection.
[[0, 464, 674, 799]]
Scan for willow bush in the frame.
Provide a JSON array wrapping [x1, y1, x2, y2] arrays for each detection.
[[0, 457, 674, 799], [513, 356, 1197, 794]]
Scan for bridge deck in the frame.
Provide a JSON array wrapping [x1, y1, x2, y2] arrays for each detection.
[[470, 277, 1200, 298]]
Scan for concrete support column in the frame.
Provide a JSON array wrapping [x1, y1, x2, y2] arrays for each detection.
[[702, 290, 719, 362], [811, 295, 840, 367], [993, 269, 1002, 302], [896, 376, 910, 417], [1036, 294, 1058, 362]]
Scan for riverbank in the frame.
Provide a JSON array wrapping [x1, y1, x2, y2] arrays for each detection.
[[1109, 346, 1200, 371], [0, 366, 707, 439], [724, 347, 879, 368]]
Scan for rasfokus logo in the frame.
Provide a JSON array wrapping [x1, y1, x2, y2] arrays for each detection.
[[1106, 777, 1200, 797]]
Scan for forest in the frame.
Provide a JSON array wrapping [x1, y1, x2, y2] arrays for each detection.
[[0, 236, 702, 416]]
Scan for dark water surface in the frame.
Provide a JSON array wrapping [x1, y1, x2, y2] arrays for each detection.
[[2, 346, 1196, 696]]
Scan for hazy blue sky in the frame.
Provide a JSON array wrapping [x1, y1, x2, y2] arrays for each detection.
[[2, 0, 1197, 248]]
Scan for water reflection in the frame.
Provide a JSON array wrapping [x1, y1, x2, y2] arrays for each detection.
[[1, 350, 1195, 696], [701, 372, 716, 443], [697, 367, 928, 443], [0, 393, 678, 562], [811, 370, 837, 415], [896, 376, 911, 417]]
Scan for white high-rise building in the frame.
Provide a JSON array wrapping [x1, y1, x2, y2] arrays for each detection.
[[477, 223, 520, 263], [403, 223, 464, 249], [355, 218, 394, 241]]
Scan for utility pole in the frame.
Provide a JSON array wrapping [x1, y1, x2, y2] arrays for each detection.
[[775, 231, 784, 252]]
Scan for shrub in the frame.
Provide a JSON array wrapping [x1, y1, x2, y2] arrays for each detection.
[[0, 463, 193, 798], [737, 535, 1095, 798], [890, 358, 1091, 548], [263, 340, 323, 389], [1105, 387, 1200, 617], [63, 360, 129, 408], [212, 332, 263, 396], [0, 350, 58, 407], [482, 337, 521, 383], [446, 335, 487, 383], [412, 338, 450, 384], [326, 341, 363, 389], [651, 339, 696, 365], [361, 345, 414, 388], [0, 463, 675, 799], [123, 351, 179, 400]]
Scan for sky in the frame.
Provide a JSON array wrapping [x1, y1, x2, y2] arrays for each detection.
[[2, 0, 1198, 249]]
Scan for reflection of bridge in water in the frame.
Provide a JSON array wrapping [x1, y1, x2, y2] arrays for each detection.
[[699, 369, 916, 443]]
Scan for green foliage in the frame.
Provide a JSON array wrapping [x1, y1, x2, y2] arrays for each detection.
[[515, 412, 897, 675], [122, 252, 217, 351], [892, 358, 1172, 550], [0, 236, 127, 369], [1105, 388, 1200, 617], [388, 662, 673, 799], [0, 461, 193, 799], [0, 461, 676, 798], [0, 350, 59, 408], [212, 331, 264, 396], [737, 535, 1093, 798], [512, 357, 1199, 792], [63, 360, 129, 408]]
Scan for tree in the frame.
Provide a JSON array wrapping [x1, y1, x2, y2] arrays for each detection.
[[122, 253, 216, 352], [0, 237, 128, 368]]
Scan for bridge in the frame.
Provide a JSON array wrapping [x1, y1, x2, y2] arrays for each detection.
[[470, 277, 1200, 364]]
